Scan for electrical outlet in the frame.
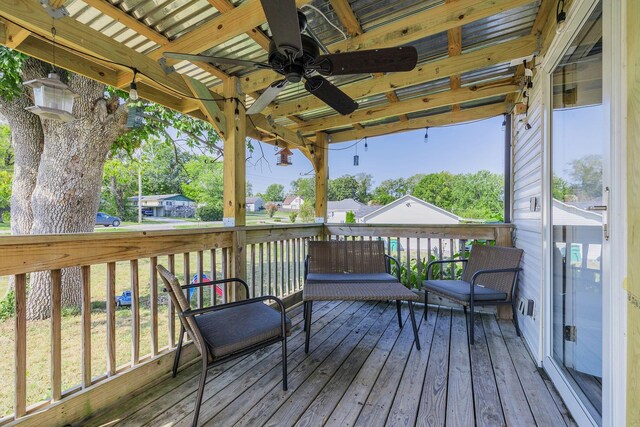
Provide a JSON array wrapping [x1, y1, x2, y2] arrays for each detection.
[[526, 299, 535, 316]]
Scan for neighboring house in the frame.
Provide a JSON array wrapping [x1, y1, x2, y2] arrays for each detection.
[[360, 194, 460, 224], [327, 198, 382, 223], [246, 197, 264, 212], [282, 195, 304, 211], [128, 194, 196, 218], [361, 195, 460, 258]]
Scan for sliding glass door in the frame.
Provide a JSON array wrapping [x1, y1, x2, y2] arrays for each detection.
[[549, 3, 604, 422]]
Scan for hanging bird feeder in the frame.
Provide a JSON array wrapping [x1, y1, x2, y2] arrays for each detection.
[[23, 72, 79, 122], [275, 147, 293, 166]]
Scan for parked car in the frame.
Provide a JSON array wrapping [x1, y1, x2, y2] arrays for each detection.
[[116, 290, 132, 307], [141, 208, 154, 216], [96, 212, 121, 227]]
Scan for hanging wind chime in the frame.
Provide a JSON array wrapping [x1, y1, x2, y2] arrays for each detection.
[[23, 25, 78, 122]]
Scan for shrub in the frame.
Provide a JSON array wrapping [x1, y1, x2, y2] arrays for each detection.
[[0, 289, 15, 321], [1, 211, 9, 223], [289, 211, 298, 223], [299, 203, 314, 222], [345, 211, 356, 223], [265, 202, 278, 218], [197, 204, 223, 221]]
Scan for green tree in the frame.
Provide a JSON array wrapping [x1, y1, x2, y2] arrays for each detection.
[[141, 138, 192, 195], [299, 202, 315, 222], [0, 47, 222, 319], [289, 211, 298, 223], [354, 173, 373, 203], [412, 172, 457, 212], [101, 155, 138, 220], [328, 175, 359, 201], [568, 154, 602, 200], [552, 175, 574, 201], [289, 177, 315, 204], [263, 183, 285, 202], [371, 178, 409, 204], [181, 156, 224, 208], [451, 170, 503, 220], [0, 125, 12, 222]]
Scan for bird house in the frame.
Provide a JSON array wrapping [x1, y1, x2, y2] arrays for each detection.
[[275, 147, 293, 166], [23, 72, 79, 122]]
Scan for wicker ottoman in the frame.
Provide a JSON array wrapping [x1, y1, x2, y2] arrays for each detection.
[[302, 281, 421, 353]]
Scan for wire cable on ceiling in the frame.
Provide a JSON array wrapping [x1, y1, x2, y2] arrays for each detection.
[[300, 4, 348, 40]]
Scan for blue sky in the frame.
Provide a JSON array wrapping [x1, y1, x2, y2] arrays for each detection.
[[246, 115, 506, 194]]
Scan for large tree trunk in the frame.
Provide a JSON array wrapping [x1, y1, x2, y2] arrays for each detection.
[[0, 57, 128, 319]]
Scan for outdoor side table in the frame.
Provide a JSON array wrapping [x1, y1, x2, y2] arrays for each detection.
[[302, 281, 421, 353]]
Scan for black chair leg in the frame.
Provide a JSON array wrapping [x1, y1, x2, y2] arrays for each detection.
[[512, 301, 521, 337], [423, 289, 429, 320], [396, 300, 403, 328], [304, 301, 313, 354], [192, 357, 208, 427], [173, 325, 185, 378], [408, 301, 421, 350], [281, 336, 288, 390], [469, 302, 475, 345]]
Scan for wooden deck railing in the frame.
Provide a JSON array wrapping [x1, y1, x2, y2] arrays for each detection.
[[0, 223, 511, 425]]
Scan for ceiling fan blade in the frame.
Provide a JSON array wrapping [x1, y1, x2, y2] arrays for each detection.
[[313, 46, 418, 76], [260, 0, 303, 57], [246, 80, 287, 114], [304, 76, 358, 115], [164, 52, 271, 69]]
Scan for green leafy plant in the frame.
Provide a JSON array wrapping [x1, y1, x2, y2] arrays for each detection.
[[289, 211, 298, 223], [391, 253, 466, 289], [0, 289, 15, 321], [345, 211, 356, 223], [197, 204, 223, 221]]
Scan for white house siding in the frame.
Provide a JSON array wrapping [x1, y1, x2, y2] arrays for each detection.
[[512, 71, 544, 363], [364, 206, 458, 225]]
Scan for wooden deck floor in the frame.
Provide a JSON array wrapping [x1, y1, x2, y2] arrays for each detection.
[[82, 301, 575, 427]]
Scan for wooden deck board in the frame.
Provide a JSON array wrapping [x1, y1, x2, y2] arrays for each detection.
[[79, 303, 574, 427]]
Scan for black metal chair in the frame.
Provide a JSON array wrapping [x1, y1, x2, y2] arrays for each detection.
[[157, 265, 290, 427], [422, 244, 523, 344]]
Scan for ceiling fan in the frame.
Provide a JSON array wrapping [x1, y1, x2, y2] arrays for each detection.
[[164, 0, 418, 116]]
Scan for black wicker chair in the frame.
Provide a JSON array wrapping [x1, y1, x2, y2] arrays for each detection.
[[157, 265, 290, 427], [422, 244, 523, 345]]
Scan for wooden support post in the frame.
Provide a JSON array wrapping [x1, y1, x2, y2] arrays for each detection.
[[314, 132, 329, 234], [223, 76, 246, 227], [223, 77, 247, 299]]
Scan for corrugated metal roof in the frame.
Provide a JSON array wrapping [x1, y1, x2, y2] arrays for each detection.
[[58, 0, 537, 137]]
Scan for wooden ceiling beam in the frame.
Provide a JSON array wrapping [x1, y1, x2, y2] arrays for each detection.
[[329, 0, 362, 37], [294, 82, 517, 134], [446, 0, 463, 112], [268, 35, 537, 118], [3, 21, 29, 48], [183, 76, 227, 138], [206, 0, 271, 50], [328, 103, 506, 143], [226, 0, 534, 96], [0, 1, 193, 97], [6, 31, 196, 114], [148, 0, 312, 62]]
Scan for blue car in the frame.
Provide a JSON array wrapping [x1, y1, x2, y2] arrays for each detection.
[[96, 212, 121, 227], [116, 290, 132, 307]]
